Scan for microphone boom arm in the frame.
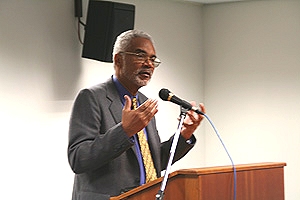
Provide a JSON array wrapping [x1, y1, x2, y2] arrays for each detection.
[[156, 106, 188, 200]]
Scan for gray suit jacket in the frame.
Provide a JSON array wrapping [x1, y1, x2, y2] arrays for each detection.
[[68, 76, 196, 200]]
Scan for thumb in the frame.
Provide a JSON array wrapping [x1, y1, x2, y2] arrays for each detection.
[[123, 95, 132, 111]]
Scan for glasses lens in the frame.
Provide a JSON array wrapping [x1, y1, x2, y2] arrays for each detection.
[[153, 58, 161, 68], [122, 52, 161, 67], [136, 53, 145, 60]]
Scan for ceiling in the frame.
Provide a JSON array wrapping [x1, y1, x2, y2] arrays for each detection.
[[182, 0, 249, 4]]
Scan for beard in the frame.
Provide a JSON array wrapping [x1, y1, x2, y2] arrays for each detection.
[[122, 66, 153, 88]]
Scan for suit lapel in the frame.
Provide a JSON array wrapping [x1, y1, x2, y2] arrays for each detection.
[[105, 79, 159, 168], [105, 78, 138, 155], [105, 78, 123, 124]]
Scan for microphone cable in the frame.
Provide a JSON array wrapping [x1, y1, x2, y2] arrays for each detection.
[[158, 88, 236, 199], [203, 113, 237, 200]]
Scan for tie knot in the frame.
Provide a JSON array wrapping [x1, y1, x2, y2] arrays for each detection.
[[132, 97, 138, 110]]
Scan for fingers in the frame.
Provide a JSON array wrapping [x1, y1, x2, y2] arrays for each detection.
[[135, 99, 158, 124], [123, 95, 132, 111], [180, 102, 205, 139], [122, 96, 158, 137], [139, 99, 158, 114], [183, 102, 206, 126], [199, 103, 206, 114], [123, 95, 158, 116]]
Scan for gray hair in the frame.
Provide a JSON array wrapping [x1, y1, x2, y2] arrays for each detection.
[[112, 30, 155, 59]]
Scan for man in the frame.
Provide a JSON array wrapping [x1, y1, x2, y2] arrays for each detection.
[[68, 30, 206, 200]]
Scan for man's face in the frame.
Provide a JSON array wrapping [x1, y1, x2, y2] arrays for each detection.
[[116, 37, 157, 92]]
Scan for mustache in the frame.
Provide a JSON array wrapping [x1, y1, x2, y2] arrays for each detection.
[[136, 67, 153, 76]]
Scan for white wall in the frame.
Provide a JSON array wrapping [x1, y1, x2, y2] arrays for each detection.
[[0, 0, 203, 199], [0, 1, 79, 199], [203, 1, 300, 199]]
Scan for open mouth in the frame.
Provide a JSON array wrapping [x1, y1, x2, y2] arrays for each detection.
[[138, 70, 152, 79]]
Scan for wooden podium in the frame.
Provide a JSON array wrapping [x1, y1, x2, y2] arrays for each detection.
[[111, 162, 286, 200]]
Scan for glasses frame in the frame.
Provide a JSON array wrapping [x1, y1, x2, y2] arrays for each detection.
[[120, 51, 161, 68]]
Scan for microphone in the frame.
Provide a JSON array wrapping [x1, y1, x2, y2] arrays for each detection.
[[159, 88, 204, 115]]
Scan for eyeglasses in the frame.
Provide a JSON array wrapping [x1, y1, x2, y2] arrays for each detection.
[[120, 51, 161, 68]]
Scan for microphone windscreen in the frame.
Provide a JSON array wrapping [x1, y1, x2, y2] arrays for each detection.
[[159, 88, 170, 101]]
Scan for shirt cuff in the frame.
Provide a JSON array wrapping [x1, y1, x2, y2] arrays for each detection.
[[186, 135, 196, 145]]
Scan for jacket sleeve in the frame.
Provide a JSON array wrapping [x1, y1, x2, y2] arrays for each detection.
[[160, 134, 196, 171], [67, 89, 134, 174]]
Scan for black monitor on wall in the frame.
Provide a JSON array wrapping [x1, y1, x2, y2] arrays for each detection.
[[82, 1, 135, 62]]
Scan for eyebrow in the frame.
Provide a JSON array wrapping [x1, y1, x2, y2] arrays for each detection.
[[134, 49, 147, 53], [134, 49, 157, 58]]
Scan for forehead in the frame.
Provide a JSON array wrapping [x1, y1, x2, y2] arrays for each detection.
[[127, 37, 156, 55]]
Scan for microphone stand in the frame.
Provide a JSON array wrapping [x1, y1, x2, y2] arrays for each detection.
[[156, 106, 187, 200]]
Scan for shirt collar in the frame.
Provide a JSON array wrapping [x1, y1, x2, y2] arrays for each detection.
[[113, 75, 139, 105]]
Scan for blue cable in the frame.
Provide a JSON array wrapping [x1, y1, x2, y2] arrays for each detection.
[[203, 114, 237, 200]]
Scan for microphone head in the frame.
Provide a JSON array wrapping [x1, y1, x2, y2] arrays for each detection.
[[159, 88, 170, 101]]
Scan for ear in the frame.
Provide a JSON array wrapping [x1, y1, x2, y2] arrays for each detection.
[[114, 53, 122, 68]]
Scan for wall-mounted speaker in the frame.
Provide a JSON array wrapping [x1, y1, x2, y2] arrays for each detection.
[[82, 1, 135, 62]]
